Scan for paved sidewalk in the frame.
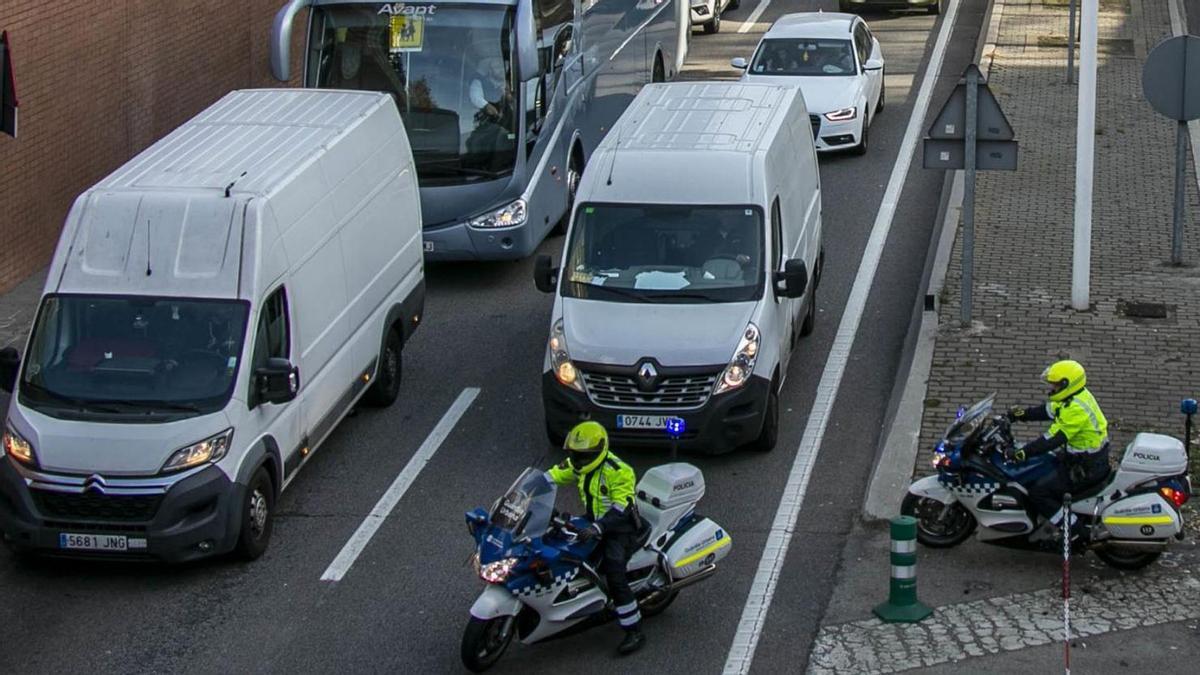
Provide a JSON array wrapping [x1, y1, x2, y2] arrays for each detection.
[[916, 0, 1200, 478], [0, 268, 45, 350]]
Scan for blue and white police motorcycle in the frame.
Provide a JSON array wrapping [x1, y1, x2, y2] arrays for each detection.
[[461, 463, 730, 671], [903, 395, 1192, 570]]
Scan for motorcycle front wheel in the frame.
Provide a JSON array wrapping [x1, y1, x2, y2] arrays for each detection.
[[901, 493, 977, 547], [461, 615, 515, 673]]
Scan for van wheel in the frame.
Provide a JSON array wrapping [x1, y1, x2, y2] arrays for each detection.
[[704, 8, 721, 34], [853, 118, 869, 156], [235, 467, 275, 561], [363, 329, 402, 407], [800, 281, 817, 337], [727, 0, 740, 10], [749, 383, 779, 452], [928, 0, 944, 15]]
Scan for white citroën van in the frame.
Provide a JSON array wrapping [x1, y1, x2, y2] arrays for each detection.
[[536, 82, 822, 454], [0, 89, 424, 562]]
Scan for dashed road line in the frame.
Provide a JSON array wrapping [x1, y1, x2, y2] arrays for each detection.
[[320, 387, 480, 582], [807, 566, 1200, 674], [722, 2, 964, 672], [737, 0, 773, 34]]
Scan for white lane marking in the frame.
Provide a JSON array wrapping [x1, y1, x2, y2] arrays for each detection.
[[1168, 0, 1200, 201], [722, 3, 963, 673], [320, 387, 480, 582], [737, 0, 773, 34]]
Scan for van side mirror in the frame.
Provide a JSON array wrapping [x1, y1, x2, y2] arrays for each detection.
[[774, 259, 808, 299], [534, 254, 559, 294], [0, 347, 19, 394], [731, 57, 748, 70], [254, 358, 299, 406]]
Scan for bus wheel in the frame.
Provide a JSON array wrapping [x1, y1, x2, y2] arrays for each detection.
[[553, 147, 584, 235], [653, 57, 665, 83]]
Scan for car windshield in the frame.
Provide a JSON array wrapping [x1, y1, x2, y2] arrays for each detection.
[[562, 204, 765, 304], [307, 3, 518, 186], [489, 469, 556, 539], [750, 38, 857, 76], [944, 394, 996, 444], [20, 295, 250, 418]]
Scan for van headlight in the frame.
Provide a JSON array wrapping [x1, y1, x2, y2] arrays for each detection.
[[548, 319, 584, 392], [714, 323, 759, 395], [469, 199, 527, 229], [161, 428, 234, 474], [2, 423, 37, 467]]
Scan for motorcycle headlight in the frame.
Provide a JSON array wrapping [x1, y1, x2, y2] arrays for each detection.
[[480, 557, 518, 584], [714, 323, 760, 395], [2, 423, 37, 467], [824, 107, 857, 122], [548, 319, 584, 392], [469, 199, 527, 229], [161, 428, 233, 474]]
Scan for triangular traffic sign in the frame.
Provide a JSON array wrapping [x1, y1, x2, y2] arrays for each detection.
[[926, 64, 1014, 141]]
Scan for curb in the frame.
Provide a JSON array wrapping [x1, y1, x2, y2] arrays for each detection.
[[862, 0, 1006, 521]]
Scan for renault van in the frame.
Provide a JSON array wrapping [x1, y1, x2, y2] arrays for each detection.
[[535, 82, 823, 454], [0, 89, 424, 562]]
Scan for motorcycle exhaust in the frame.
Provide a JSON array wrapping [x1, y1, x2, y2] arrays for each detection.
[[1090, 539, 1169, 552], [666, 563, 718, 592]]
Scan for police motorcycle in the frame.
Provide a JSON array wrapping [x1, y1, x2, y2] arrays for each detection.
[[902, 395, 1192, 570], [461, 464, 730, 672]]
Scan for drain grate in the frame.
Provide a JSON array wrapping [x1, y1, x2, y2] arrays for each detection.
[[1119, 301, 1170, 319]]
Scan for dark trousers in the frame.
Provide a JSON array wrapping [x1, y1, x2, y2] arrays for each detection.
[[1028, 451, 1109, 520], [601, 530, 642, 631]]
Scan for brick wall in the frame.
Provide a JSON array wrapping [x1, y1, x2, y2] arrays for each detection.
[[0, 0, 306, 293]]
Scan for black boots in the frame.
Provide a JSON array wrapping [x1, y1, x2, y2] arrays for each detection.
[[618, 627, 646, 655]]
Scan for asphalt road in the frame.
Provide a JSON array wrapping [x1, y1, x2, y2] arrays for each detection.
[[0, 1, 987, 673]]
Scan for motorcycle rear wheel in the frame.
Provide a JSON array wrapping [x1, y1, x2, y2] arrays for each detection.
[[901, 493, 977, 547], [639, 588, 679, 617], [1095, 547, 1162, 570], [461, 616, 515, 673]]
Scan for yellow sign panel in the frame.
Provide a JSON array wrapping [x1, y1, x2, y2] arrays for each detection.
[[389, 15, 425, 53]]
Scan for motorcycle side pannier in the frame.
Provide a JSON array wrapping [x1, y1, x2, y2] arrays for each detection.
[[637, 463, 705, 530], [664, 517, 731, 579]]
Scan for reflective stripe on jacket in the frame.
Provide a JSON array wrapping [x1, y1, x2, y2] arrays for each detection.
[[1047, 388, 1108, 454], [546, 451, 637, 525]]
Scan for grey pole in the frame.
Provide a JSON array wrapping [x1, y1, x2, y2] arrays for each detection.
[[1173, 121, 1188, 265], [1067, 0, 1078, 84], [961, 68, 979, 326]]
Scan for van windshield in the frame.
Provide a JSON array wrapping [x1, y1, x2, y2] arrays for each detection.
[[20, 295, 250, 419], [562, 204, 764, 303], [307, 3, 518, 186]]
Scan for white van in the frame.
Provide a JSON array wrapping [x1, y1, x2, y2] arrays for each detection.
[[535, 81, 822, 454], [0, 89, 424, 562]]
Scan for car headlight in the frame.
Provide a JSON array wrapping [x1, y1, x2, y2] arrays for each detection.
[[824, 107, 857, 121], [693, 5, 710, 15], [548, 319, 584, 392], [469, 199, 527, 229], [2, 423, 37, 467], [714, 323, 760, 395], [480, 557, 518, 583], [161, 428, 233, 474]]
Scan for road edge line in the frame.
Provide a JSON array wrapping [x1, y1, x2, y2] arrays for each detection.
[[736, 0, 772, 34], [862, 0, 1006, 522], [319, 387, 481, 582], [721, 3, 965, 673]]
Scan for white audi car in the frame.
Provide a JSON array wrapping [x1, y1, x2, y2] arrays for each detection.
[[733, 13, 884, 154], [691, 0, 738, 34]]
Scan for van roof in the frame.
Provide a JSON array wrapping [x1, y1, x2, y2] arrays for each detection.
[[581, 82, 802, 205], [96, 89, 393, 198], [763, 12, 857, 40]]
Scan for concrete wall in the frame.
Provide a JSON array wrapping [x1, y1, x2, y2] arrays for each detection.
[[0, 0, 305, 292]]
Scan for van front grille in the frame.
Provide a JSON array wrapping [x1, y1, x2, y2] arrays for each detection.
[[33, 490, 162, 523], [580, 370, 720, 410]]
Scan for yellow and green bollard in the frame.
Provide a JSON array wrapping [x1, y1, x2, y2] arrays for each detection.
[[873, 515, 933, 623]]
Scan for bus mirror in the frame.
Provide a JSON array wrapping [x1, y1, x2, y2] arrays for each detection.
[[514, 0, 540, 81], [271, 0, 311, 82]]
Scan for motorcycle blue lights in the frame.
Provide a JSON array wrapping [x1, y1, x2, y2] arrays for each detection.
[[956, 406, 966, 419], [1182, 398, 1198, 415], [665, 416, 686, 438]]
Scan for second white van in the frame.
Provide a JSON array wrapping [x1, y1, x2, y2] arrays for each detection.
[[535, 81, 823, 454], [0, 89, 424, 562]]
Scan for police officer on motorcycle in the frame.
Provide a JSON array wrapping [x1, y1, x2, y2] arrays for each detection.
[[1005, 360, 1110, 537], [546, 421, 647, 655]]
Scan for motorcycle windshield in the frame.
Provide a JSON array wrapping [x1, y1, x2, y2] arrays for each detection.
[[944, 394, 995, 444], [489, 469, 556, 540]]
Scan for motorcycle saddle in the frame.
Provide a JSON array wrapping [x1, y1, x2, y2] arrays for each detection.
[[1071, 466, 1113, 500]]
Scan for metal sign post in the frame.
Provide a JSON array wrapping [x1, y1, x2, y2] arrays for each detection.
[[0, 31, 17, 139], [923, 64, 1018, 326], [1142, 35, 1200, 266], [1072, 0, 1099, 311]]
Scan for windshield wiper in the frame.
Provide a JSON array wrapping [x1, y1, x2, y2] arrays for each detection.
[[421, 165, 509, 179], [134, 400, 203, 413], [29, 391, 132, 414], [574, 284, 650, 303], [643, 291, 724, 302]]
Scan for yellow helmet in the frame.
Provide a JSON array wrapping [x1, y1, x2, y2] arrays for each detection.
[[1042, 360, 1086, 402], [564, 421, 609, 472]]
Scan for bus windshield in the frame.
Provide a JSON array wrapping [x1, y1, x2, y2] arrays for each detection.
[[307, 4, 518, 186]]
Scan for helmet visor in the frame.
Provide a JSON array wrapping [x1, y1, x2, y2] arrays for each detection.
[[568, 448, 604, 471]]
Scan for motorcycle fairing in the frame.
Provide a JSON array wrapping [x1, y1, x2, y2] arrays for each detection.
[[470, 583, 523, 620]]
